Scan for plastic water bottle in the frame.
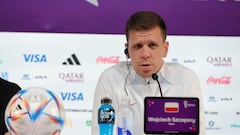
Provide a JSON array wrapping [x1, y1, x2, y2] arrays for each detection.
[[117, 95, 134, 135], [98, 97, 115, 135]]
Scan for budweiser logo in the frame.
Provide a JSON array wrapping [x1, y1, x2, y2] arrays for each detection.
[[96, 56, 120, 64], [207, 76, 231, 85]]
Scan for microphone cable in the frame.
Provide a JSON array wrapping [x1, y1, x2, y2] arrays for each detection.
[[152, 73, 163, 97], [124, 61, 131, 96]]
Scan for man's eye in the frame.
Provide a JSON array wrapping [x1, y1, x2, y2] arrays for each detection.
[[134, 44, 142, 49], [149, 43, 157, 48]]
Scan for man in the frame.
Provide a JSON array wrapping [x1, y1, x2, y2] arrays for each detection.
[[92, 11, 205, 135], [0, 78, 21, 135]]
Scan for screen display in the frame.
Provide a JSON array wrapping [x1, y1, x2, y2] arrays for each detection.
[[144, 97, 199, 134]]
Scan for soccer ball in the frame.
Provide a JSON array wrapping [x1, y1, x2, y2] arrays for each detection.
[[4, 87, 66, 135]]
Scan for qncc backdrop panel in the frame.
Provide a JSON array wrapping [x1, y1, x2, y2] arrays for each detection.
[[0, 32, 239, 135], [0, 32, 126, 134]]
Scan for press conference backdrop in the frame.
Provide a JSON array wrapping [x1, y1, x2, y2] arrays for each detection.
[[0, 32, 240, 135], [1, 0, 240, 135]]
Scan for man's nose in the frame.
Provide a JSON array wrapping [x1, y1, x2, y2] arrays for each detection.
[[140, 47, 151, 59]]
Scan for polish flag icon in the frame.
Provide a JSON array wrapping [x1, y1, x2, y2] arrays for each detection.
[[164, 102, 179, 113]]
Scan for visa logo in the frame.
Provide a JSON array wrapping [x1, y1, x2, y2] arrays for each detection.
[[164, 102, 179, 113], [60, 92, 84, 101], [23, 54, 47, 63]]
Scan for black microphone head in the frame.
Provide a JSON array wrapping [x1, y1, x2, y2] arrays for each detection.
[[152, 73, 158, 80]]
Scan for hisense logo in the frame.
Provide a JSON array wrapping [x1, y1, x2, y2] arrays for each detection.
[[62, 54, 81, 66]]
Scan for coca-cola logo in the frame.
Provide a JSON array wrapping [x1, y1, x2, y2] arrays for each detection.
[[96, 56, 120, 64], [207, 76, 231, 85], [207, 56, 232, 67]]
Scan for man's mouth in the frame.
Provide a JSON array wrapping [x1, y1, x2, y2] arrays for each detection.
[[141, 63, 150, 66], [140, 63, 151, 70]]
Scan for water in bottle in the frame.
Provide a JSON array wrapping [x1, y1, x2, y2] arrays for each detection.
[[117, 95, 134, 135]]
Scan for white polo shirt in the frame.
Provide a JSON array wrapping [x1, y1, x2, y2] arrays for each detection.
[[92, 61, 205, 135]]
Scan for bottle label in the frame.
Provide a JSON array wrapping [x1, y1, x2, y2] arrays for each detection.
[[117, 127, 132, 135], [117, 117, 132, 135], [98, 107, 115, 124]]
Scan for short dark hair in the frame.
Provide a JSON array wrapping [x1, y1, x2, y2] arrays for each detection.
[[125, 11, 167, 42]]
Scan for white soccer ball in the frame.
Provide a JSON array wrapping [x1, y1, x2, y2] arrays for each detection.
[[4, 87, 66, 135]]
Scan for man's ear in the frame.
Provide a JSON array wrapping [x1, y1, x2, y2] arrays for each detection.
[[125, 43, 128, 48], [124, 43, 130, 59], [163, 41, 169, 57]]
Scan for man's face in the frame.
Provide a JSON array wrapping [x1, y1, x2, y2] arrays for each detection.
[[127, 26, 169, 78]]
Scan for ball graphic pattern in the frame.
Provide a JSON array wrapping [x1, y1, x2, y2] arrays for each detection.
[[4, 87, 66, 135]]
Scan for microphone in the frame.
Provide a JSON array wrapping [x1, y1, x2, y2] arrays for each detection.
[[152, 73, 163, 97]]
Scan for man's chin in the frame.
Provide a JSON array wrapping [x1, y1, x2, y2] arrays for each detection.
[[138, 71, 153, 78]]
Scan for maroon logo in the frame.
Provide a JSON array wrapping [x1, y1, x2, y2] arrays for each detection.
[[96, 56, 120, 64], [58, 72, 84, 83], [207, 57, 232, 67], [207, 76, 231, 85]]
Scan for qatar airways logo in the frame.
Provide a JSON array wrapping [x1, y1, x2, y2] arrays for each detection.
[[207, 76, 231, 85], [58, 72, 84, 83], [207, 56, 232, 67], [96, 56, 120, 64]]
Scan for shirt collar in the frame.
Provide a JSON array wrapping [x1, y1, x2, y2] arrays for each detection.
[[128, 61, 173, 85], [158, 61, 173, 85], [128, 64, 151, 85]]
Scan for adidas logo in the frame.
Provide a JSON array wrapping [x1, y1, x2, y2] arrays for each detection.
[[13, 104, 23, 113], [62, 54, 81, 65]]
